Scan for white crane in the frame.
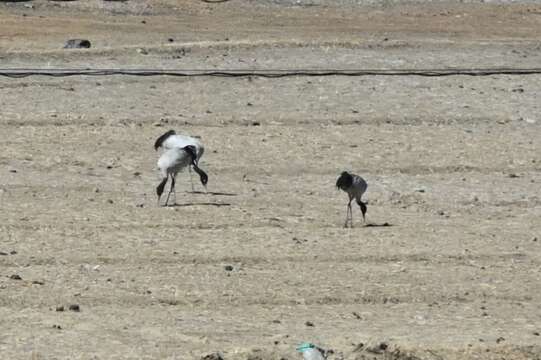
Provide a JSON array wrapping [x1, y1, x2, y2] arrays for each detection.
[[336, 171, 368, 228], [154, 129, 205, 191], [156, 145, 208, 206]]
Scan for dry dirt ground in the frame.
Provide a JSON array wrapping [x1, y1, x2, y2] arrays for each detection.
[[1, 1, 541, 359]]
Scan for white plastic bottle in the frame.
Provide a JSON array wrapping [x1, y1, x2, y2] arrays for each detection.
[[296, 342, 325, 360]]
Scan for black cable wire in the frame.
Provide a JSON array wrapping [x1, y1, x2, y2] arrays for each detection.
[[1, 68, 541, 78]]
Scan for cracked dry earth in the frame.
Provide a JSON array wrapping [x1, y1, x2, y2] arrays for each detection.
[[0, 1, 541, 359]]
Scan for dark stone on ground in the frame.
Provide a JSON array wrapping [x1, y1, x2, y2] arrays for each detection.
[[64, 39, 91, 49]]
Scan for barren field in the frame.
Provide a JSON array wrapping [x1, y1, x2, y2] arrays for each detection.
[[1, 1, 541, 359]]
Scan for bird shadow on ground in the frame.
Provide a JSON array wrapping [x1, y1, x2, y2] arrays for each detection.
[[364, 222, 393, 227], [168, 202, 231, 207], [186, 191, 238, 196]]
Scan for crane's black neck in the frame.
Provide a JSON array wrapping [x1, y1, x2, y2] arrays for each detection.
[[182, 145, 208, 186]]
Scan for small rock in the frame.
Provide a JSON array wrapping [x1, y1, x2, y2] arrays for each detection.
[[32, 280, 45, 285], [10, 274, 22, 280], [107, 199, 114, 204], [224, 265, 234, 271], [56, 306, 65, 312], [534, 331, 540, 336], [0, 252, 7, 256], [52, 324, 62, 330], [64, 39, 91, 49], [496, 337, 505, 343], [10, 250, 17, 255], [168, 38, 174, 43], [9, 169, 17, 173], [508, 173, 519, 178], [68, 304, 80, 312], [201, 353, 224, 360], [366, 342, 388, 354], [136, 48, 148, 55], [252, 121, 260, 126], [305, 321, 314, 327]]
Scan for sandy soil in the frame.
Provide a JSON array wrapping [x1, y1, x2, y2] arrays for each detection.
[[1, 1, 540, 359]]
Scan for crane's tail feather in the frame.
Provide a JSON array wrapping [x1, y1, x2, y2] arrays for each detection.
[[156, 178, 168, 198], [154, 129, 176, 150]]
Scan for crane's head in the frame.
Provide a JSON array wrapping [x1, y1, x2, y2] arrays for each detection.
[[336, 171, 353, 191], [198, 169, 209, 187]]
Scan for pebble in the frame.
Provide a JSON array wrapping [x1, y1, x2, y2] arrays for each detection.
[[56, 306, 64, 312], [305, 321, 314, 327], [201, 353, 224, 360], [10, 274, 22, 280], [64, 39, 91, 49], [224, 265, 234, 271], [69, 304, 81, 312]]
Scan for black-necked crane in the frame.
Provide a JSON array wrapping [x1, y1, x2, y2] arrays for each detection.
[[156, 145, 208, 206], [154, 130, 205, 191], [336, 171, 368, 228]]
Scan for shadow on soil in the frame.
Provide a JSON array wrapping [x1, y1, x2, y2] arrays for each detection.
[[169, 202, 231, 207], [365, 222, 393, 227], [187, 191, 238, 196]]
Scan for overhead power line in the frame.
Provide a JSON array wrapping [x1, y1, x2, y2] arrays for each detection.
[[1, 68, 541, 78]]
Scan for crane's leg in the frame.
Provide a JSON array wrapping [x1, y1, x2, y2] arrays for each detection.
[[188, 166, 195, 192], [344, 200, 353, 228], [348, 202, 353, 228], [164, 174, 176, 206], [156, 177, 168, 207]]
